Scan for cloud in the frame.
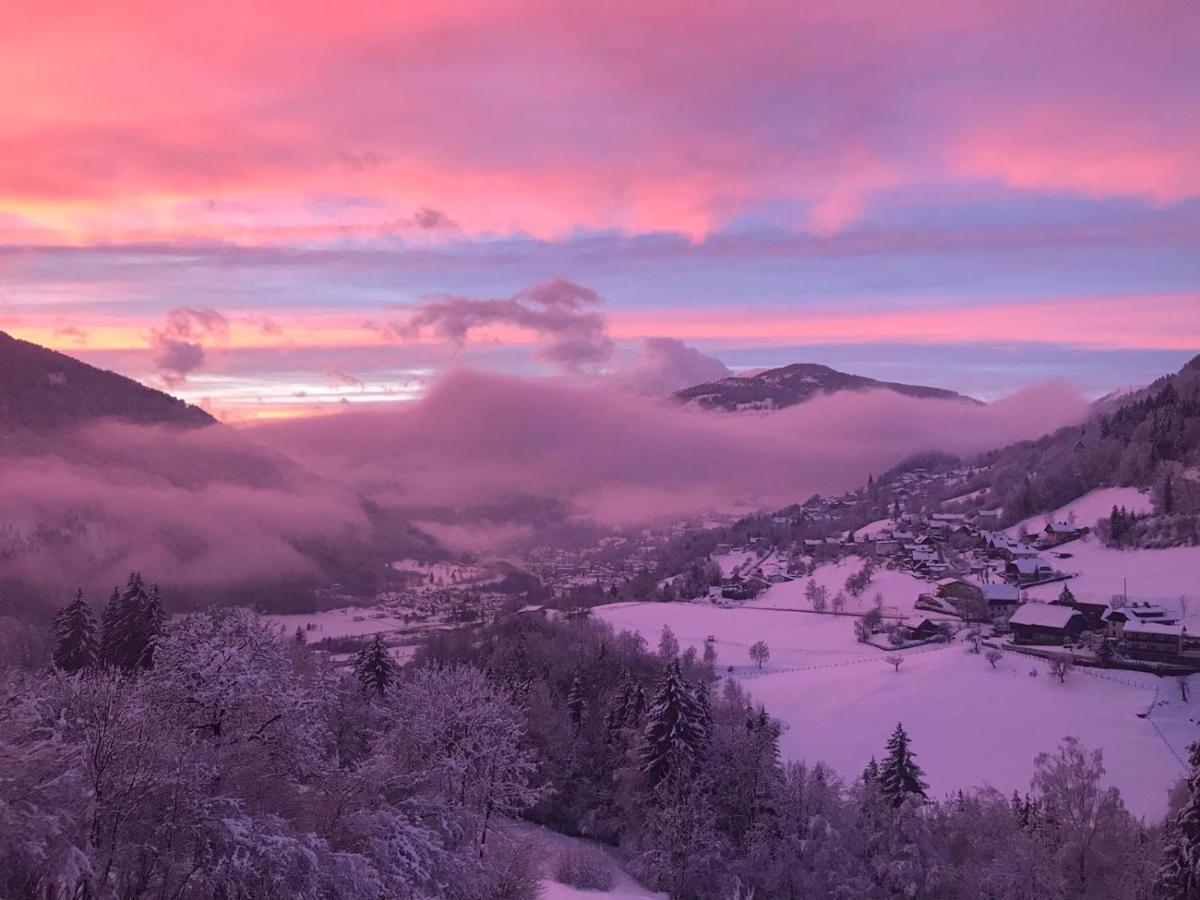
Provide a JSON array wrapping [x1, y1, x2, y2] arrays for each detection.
[[254, 368, 1089, 543], [379, 277, 614, 373], [618, 337, 732, 394], [149, 307, 229, 386], [0, 420, 376, 603]]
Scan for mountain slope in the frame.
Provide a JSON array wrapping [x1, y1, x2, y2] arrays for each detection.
[[673, 362, 980, 412], [0, 330, 214, 431]]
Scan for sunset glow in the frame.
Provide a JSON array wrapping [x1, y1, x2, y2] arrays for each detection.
[[2, 0, 1197, 417]]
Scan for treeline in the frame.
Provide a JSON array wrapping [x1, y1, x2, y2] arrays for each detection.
[[7, 592, 1200, 898]]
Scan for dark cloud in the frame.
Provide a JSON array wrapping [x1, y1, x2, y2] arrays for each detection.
[[149, 307, 229, 386], [379, 277, 614, 373]]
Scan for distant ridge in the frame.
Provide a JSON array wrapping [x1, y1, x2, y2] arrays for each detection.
[[673, 362, 981, 413], [0, 331, 214, 431]]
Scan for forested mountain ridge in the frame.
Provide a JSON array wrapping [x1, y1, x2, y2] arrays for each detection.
[[673, 362, 980, 413], [0, 330, 214, 432]]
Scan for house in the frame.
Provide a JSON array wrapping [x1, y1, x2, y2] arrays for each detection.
[[1008, 603, 1088, 645], [900, 616, 944, 642], [935, 577, 984, 604], [1052, 596, 1109, 630], [1041, 521, 1088, 546], [1120, 621, 1185, 662], [1103, 605, 1180, 638], [1006, 557, 1056, 586], [983, 584, 1021, 621]]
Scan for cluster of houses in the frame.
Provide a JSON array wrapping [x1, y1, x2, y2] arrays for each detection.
[[1007, 598, 1200, 666]]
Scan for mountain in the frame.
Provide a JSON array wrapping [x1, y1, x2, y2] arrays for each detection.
[[673, 362, 981, 412], [0, 330, 214, 432]]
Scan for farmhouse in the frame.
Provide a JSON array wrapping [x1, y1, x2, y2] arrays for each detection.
[[1121, 621, 1185, 663], [1008, 603, 1087, 646], [983, 584, 1021, 621], [1006, 557, 1056, 586]]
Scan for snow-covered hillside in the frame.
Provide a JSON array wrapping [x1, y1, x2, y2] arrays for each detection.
[[1008, 486, 1152, 536], [593, 600, 1184, 820], [748, 560, 931, 617]]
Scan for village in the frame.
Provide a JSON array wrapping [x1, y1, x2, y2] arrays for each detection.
[[699, 481, 1200, 674]]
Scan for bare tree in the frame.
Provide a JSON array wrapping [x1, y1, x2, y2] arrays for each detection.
[[985, 649, 1003, 669], [884, 654, 903, 673], [1049, 658, 1074, 683], [749, 641, 770, 670]]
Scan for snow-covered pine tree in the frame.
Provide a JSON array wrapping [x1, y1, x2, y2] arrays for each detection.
[[52, 589, 99, 673], [567, 673, 587, 733], [640, 660, 705, 786], [99, 586, 123, 668], [863, 756, 880, 785], [136, 584, 166, 669], [355, 634, 396, 697], [879, 723, 928, 808], [100, 572, 151, 670], [694, 679, 713, 749], [1157, 742, 1200, 898]]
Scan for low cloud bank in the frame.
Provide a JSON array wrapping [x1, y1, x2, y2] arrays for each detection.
[[256, 368, 1088, 538], [0, 368, 1088, 600]]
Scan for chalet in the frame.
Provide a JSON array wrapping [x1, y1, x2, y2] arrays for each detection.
[[1103, 605, 1180, 638], [1008, 603, 1087, 646], [1006, 557, 1056, 586], [1121, 621, 1185, 663], [983, 584, 1021, 621], [900, 616, 944, 642], [872, 539, 902, 557], [1052, 596, 1108, 630], [935, 577, 984, 604], [1041, 521, 1088, 546]]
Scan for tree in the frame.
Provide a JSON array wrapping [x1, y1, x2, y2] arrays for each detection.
[[100, 573, 153, 671], [701, 640, 718, 683], [1057, 584, 1076, 605], [985, 649, 1003, 669], [805, 581, 829, 613], [658, 625, 680, 661], [1158, 742, 1200, 898], [354, 634, 396, 697], [884, 654, 904, 672], [1049, 658, 1074, 683], [878, 723, 927, 807], [748, 641, 770, 670], [641, 660, 706, 787], [52, 589, 99, 674], [567, 673, 587, 733]]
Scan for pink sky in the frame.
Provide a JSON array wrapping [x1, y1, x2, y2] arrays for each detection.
[[1, 1, 1198, 416]]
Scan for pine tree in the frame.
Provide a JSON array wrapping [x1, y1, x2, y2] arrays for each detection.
[[1157, 742, 1200, 898], [1057, 584, 1076, 605], [136, 584, 165, 669], [355, 634, 396, 697], [863, 756, 880, 785], [640, 660, 705, 787], [52, 589, 99, 673], [100, 573, 153, 670], [879, 723, 928, 808], [567, 673, 587, 733], [99, 587, 124, 668]]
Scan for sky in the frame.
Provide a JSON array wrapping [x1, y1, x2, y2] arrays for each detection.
[[1, 1, 1198, 418]]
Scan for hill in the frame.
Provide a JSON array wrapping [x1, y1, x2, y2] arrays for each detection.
[[0, 330, 214, 432], [673, 362, 980, 412]]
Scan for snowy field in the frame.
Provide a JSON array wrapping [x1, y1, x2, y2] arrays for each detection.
[[501, 822, 663, 899], [1008, 486, 1152, 535], [593, 600, 1187, 820], [747, 561, 931, 618], [1023, 534, 1200, 618]]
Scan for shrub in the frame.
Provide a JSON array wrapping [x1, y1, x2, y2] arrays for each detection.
[[554, 845, 617, 891]]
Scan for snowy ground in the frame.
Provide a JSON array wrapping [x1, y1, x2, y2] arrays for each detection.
[[747, 561, 930, 618], [1022, 533, 1200, 620], [1008, 486, 1152, 536], [593, 600, 1187, 821], [499, 822, 663, 899]]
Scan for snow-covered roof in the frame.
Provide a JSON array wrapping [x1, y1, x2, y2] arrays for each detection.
[[1123, 621, 1184, 637], [1008, 604, 1083, 629], [1013, 558, 1052, 575], [983, 584, 1020, 603]]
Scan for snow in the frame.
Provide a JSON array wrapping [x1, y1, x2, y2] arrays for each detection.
[[713, 549, 758, 578], [1022, 535, 1200, 620], [266, 607, 410, 640], [849, 518, 894, 540], [1008, 603, 1080, 628], [1008, 486, 1152, 536], [502, 822, 664, 899], [593, 600, 1184, 820], [747, 561, 931, 617]]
